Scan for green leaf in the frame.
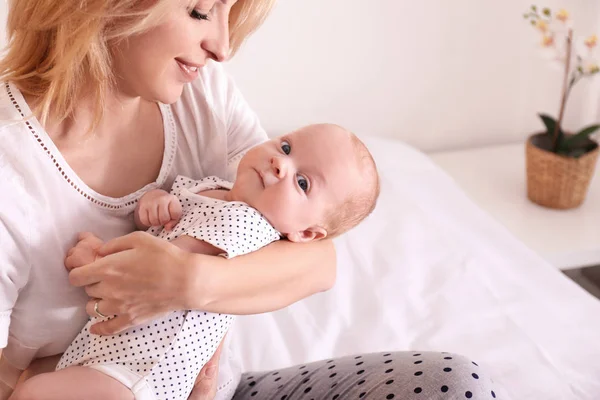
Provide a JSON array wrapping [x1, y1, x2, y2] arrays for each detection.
[[576, 124, 600, 137], [538, 114, 566, 152], [538, 113, 557, 135], [562, 124, 600, 149], [570, 148, 588, 158], [556, 137, 569, 153], [543, 8, 551, 16]]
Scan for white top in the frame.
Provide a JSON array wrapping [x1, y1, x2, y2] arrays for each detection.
[[57, 177, 280, 400], [429, 143, 600, 270], [0, 61, 267, 398]]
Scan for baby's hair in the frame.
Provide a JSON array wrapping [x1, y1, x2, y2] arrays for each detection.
[[324, 132, 380, 239]]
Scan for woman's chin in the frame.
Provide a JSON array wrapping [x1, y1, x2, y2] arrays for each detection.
[[154, 85, 185, 105]]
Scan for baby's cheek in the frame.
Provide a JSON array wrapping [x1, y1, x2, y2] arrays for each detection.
[[262, 191, 300, 231]]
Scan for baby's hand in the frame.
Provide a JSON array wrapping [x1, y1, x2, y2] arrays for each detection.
[[65, 232, 104, 271], [136, 189, 182, 231]]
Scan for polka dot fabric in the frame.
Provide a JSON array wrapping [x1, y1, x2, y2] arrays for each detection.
[[57, 176, 282, 400], [150, 175, 281, 258], [233, 352, 504, 400]]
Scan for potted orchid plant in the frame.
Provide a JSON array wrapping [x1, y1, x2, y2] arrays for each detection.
[[523, 5, 600, 209]]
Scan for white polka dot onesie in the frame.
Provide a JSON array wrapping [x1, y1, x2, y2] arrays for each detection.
[[57, 176, 281, 400]]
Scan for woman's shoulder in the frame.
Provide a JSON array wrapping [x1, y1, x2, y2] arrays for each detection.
[[0, 82, 31, 131], [0, 82, 38, 157], [0, 83, 62, 197]]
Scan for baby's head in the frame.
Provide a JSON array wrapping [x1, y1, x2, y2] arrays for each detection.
[[231, 123, 380, 242]]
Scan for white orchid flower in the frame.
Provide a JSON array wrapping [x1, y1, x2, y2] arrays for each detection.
[[522, 6, 600, 154], [575, 35, 600, 76]]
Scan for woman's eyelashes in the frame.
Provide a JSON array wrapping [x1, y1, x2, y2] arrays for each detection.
[[190, 9, 210, 20]]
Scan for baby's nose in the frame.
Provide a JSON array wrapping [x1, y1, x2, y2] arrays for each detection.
[[271, 156, 287, 178]]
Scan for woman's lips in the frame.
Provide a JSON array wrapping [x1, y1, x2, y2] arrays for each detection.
[[175, 58, 202, 80]]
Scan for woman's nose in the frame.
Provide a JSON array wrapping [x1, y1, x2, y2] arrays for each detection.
[[201, 9, 230, 62]]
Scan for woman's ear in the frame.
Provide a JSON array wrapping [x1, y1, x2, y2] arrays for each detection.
[[287, 226, 327, 243]]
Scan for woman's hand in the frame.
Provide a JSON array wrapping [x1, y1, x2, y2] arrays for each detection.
[[188, 338, 225, 400], [68, 231, 194, 335], [67, 230, 337, 333]]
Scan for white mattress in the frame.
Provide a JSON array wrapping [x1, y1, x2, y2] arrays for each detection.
[[229, 136, 600, 399]]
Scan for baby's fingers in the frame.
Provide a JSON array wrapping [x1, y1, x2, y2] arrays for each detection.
[[168, 198, 183, 222], [138, 206, 152, 227], [164, 220, 177, 232], [158, 201, 172, 226], [148, 204, 163, 227]]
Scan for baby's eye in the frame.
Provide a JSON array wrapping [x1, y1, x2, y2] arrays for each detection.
[[281, 141, 291, 155], [296, 174, 309, 192]]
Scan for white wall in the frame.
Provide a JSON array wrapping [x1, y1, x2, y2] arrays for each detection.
[[225, 0, 600, 152], [0, 1, 597, 152]]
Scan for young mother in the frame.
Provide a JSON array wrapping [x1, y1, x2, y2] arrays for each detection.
[[0, 0, 501, 399]]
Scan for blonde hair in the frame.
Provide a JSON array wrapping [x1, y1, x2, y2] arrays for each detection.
[[0, 0, 276, 128], [324, 133, 380, 239]]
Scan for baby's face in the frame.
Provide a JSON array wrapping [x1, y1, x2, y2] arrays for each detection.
[[231, 124, 359, 241]]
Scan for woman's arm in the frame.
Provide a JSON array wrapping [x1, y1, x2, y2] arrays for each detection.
[[187, 239, 336, 314], [68, 232, 336, 335]]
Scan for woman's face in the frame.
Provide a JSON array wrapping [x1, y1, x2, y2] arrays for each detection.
[[111, 0, 237, 103]]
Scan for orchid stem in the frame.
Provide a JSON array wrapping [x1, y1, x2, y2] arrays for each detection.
[[552, 29, 573, 152]]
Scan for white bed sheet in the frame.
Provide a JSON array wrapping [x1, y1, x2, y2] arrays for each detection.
[[229, 136, 600, 399]]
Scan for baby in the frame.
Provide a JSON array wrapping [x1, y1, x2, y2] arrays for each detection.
[[13, 123, 380, 400]]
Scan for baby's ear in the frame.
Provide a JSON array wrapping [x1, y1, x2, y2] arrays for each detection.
[[287, 227, 327, 243]]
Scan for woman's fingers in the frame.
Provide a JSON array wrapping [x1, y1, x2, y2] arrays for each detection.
[[189, 337, 226, 400], [90, 315, 136, 336], [67, 232, 189, 336], [85, 298, 119, 319], [84, 282, 104, 299], [68, 260, 106, 287], [97, 231, 147, 257], [188, 377, 217, 400]]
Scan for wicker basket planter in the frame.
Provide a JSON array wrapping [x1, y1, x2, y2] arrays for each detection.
[[526, 132, 599, 209]]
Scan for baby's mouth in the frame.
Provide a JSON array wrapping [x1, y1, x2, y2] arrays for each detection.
[[255, 168, 265, 188]]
